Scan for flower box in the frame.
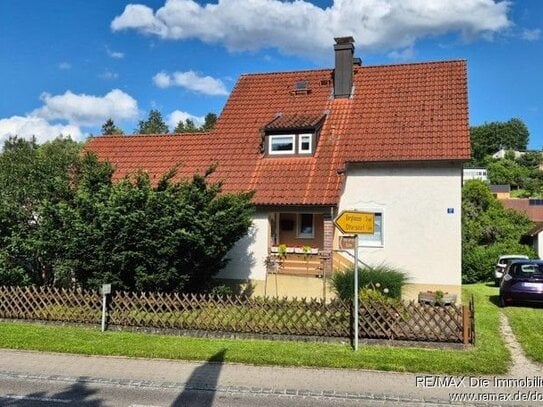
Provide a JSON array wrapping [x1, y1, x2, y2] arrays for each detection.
[[418, 291, 457, 305]]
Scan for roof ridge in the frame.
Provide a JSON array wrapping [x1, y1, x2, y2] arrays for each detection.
[[240, 68, 332, 77], [357, 59, 466, 70], [88, 132, 213, 140], [238, 59, 466, 79]]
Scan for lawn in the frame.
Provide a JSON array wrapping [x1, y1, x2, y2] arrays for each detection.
[[502, 302, 543, 364], [0, 284, 511, 375]]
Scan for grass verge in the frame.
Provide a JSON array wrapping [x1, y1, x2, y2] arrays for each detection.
[[0, 284, 510, 374], [502, 304, 543, 364]]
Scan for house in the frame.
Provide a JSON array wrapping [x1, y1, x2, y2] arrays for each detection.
[[522, 223, 543, 259], [463, 168, 488, 184], [490, 184, 511, 199], [87, 37, 470, 300], [492, 148, 524, 160], [492, 148, 543, 171], [501, 198, 543, 222]]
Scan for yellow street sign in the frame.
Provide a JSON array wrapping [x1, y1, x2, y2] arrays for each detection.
[[334, 211, 375, 234]]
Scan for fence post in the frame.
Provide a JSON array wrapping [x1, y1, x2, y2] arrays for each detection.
[[462, 304, 470, 344], [100, 284, 111, 332]]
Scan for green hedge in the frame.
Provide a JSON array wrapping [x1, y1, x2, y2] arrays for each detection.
[[331, 264, 408, 301]]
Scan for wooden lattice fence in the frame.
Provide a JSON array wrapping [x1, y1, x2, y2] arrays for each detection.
[[0, 286, 474, 344], [0, 285, 101, 324], [357, 297, 475, 343], [109, 291, 350, 337]]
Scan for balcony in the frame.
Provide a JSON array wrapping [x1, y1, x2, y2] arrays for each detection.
[[267, 247, 328, 277]]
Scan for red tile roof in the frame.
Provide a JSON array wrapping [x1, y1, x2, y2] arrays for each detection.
[[501, 199, 543, 222], [265, 113, 326, 131], [86, 60, 470, 206]]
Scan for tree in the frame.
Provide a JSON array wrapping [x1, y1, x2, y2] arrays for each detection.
[[517, 151, 543, 169], [137, 110, 169, 134], [54, 167, 254, 293], [485, 159, 529, 188], [174, 112, 217, 133], [0, 136, 95, 286], [462, 180, 535, 283], [0, 138, 254, 293], [174, 119, 198, 133], [101, 118, 124, 135], [470, 118, 529, 163], [202, 113, 217, 131]]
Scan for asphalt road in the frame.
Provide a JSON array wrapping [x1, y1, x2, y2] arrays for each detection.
[[0, 374, 419, 406]]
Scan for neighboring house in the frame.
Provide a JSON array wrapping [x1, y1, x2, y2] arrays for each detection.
[[501, 198, 543, 222], [86, 37, 470, 301], [492, 148, 543, 171], [492, 148, 525, 160], [490, 184, 511, 199], [522, 223, 543, 259], [463, 168, 488, 184]]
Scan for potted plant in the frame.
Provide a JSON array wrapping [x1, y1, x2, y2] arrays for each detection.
[[418, 290, 457, 305]]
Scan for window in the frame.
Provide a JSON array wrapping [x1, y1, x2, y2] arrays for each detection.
[[267, 133, 314, 155], [297, 213, 314, 238], [299, 133, 312, 153], [269, 135, 295, 154], [359, 212, 383, 247]]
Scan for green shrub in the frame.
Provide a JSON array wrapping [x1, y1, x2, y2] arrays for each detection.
[[210, 284, 234, 296], [462, 241, 535, 284], [331, 264, 408, 301]]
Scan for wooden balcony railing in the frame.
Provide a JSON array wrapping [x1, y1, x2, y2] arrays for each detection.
[[267, 253, 325, 277]]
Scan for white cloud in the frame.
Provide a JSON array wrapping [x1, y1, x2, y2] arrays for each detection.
[[388, 46, 415, 61], [153, 70, 228, 95], [0, 116, 83, 146], [58, 62, 71, 70], [167, 110, 204, 129], [153, 72, 171, 88], [106, 46, 125, 59], [111, 0, 511, 57], [99, 70, 119, 80], [521, 28, 541, 41], [32, 89, 138, 126]]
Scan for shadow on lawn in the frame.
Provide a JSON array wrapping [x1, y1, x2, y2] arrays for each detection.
[[171, 348, 226, 407]]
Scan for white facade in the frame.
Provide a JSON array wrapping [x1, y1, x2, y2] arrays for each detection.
[[462, 168, 488, 184], [338, 163, 462, 287], [218, 210, 269, 280]]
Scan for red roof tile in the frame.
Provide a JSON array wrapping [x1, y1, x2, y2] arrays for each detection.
[[265, 113, 326, 131], [86, 60, 470, 206], [501, 199, 543, 222]]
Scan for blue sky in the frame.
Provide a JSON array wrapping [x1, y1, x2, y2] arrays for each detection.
[[1, 0, 541, 149]]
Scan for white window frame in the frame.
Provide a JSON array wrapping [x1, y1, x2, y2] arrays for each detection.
[[297, 213, 315, 238], [269, 134, 295, 155], [358, 211, 384, 247], [298, 133, 312, 154]]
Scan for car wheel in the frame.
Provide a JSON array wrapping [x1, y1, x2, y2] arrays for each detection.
[[499, 295, 506, 308]]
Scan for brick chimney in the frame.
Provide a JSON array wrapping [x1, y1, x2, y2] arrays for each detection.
[[333, 36, 355, 98]]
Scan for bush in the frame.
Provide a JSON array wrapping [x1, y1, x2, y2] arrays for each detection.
[[331, 264, 408, 301], [462, 241, 535, 284]]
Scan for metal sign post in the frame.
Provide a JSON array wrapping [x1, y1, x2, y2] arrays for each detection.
[[100, 284, 111, 333], [353, 234, 359, 351], [333, 210, 375, 351]]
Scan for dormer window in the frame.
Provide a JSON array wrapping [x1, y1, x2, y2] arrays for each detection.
[[299, 134, 312, 153], [269, 135, 295, 154], [263, 113, 326, 157], [269, 133, 313, 155]]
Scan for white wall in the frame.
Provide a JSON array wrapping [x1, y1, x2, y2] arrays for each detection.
[[536, 233, 543, 259], [338, 163, 462, 286], [217, 210, 269, 281]]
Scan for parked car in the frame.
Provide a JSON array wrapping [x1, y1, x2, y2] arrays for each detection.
[[494, 255, 529, 286], [499, 259, 543, 307]]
